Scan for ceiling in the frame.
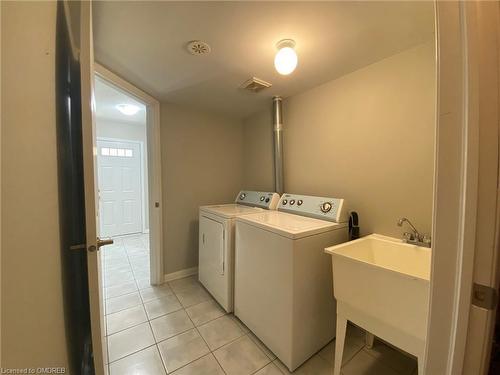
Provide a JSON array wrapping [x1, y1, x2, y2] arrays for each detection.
[[93, 1, 434, 119], [94, 76, 146, 124]]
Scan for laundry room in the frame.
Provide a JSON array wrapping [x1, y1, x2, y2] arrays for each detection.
[[17, 1, 500, 375], [90, 1, 436, 374]]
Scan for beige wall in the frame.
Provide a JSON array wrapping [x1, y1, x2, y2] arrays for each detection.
[[160, 104, 243, 274], [1, 1, 69, 368], [243, 41, 435, 237]]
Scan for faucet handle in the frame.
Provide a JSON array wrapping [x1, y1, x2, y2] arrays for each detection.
[[422, 235, 432, 246], [403, 232, 414, 241]]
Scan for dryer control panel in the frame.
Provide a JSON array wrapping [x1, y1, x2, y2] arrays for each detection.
[[278, 193, 348, 223], [235, 190, 280, 210]]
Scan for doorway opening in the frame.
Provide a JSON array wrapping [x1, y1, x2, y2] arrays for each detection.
[[94, 74, 152, 295], [93, 63, 163, 291]]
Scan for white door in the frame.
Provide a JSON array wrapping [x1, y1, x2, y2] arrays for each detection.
[[199, 215, 227, 308], [97, 139, 143, 237], [80, 1, 107, 374]]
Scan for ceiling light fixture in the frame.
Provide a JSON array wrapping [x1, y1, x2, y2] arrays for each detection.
[[274, 39, 298, 75], [116, 103, 140, 116]]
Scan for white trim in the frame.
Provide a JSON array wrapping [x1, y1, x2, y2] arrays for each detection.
[[164, 267, 199, 282], [94, 63, 164, 286], [425, 2, 494, 374], [448, 2, 480, 373]]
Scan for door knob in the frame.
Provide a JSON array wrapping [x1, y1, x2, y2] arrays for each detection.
[[97, 237, 114, 249], [86, 238, 114, 252]]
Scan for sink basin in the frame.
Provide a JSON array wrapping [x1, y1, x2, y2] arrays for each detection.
[[328, 233, 431, 281], [325, 234, 431, 375]]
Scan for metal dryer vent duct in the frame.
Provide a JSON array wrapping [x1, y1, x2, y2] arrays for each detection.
[[273, 96, 284, 194]]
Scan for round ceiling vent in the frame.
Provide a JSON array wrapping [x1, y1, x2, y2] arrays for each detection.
[[187, 40, 211, 55]]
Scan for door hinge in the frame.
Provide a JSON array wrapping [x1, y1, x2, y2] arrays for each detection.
[[472, 283, 498, 310], [202, 233, 205, 244], [223, 230, 225, 240]]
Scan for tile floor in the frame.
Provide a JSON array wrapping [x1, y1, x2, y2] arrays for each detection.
[[102, 234, 418, 375]]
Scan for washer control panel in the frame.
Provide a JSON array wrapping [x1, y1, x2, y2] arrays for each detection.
[[278, 193, 347, 222], [235, 190, 280, 210]]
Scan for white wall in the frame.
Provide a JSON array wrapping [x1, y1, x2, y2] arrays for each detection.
[[1, 1, 69, 368], [96, 118, 149, 231], [243, 41, 436, 237], [160, 103, 243, 275]]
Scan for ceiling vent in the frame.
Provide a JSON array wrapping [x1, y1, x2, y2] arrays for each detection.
[[187, 40, 211, 55], [241, 77, 272, 93]]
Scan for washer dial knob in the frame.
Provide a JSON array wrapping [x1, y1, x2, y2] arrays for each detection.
[[321, 202, 332, 213], [297, 200, 303, 206], [282, 199, 288, 205], [289, 199, 296, 205], [239, 193, 246, 200], [260, 196, 265, 201]]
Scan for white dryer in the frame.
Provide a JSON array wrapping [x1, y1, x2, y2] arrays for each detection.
[[199, 191, 280, 312], [234, 193, 349, 372]]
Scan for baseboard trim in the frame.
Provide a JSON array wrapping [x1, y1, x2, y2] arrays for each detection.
[[164, 267, 198, 282]]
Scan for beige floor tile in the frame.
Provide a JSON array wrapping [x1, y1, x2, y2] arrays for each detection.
[[150, 309, 194, 342], [171, 353, 224, 375], [185, 299, 226, 326], [197, 315, 244, 350], [175, 285, 212, 307], [107, 322, 155, 362], [134, 269, 151, 280], [144, 294, 182, 319], [109, 345, 166, 375], [136, 277, 152, 290], [106, 292, 142, 315], [106, 271, 135, 287], [105, 259, 130, 269], [363, 342, 417, 375], [157, 328, 210, 373], [140, 284, 174, 303], [103, 260, 127, 269], [106, 305, 147, 335], [169, 275, 200, 293], [254, 362, 283, 375], [318, 336, 364, 366], [342, 350, 400, 375], [214, 335, 270, 375], [229, 315, 250, 333], [248, 332, 277, 360], [105, 281, 138, 299], [274, 354, 332, 375]]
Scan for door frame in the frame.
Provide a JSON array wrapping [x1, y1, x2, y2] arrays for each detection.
[[94, 63, 164, 285], [425, 1, 500, 374], [96, 137, 146, 237]]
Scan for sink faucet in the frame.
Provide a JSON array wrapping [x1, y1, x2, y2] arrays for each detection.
[[397, 217, 431, 248]]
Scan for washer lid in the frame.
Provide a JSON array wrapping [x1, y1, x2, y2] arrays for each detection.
[[236, 211, 346, 239], [200, 204, 263, 219]]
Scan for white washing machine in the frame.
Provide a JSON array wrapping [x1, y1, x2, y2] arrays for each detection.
[[234, 193, 349, 371], [199, 190, 280, 312]]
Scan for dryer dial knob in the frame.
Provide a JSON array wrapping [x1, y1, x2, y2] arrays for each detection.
[[260, 196, 265, 201], [321, 202, 332, 213], [239, 193, 246, 200]]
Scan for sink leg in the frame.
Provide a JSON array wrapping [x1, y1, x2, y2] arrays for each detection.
[[365, 332, 375, 349], [417, 354, 424, 375], [334, 315, 347, 375]]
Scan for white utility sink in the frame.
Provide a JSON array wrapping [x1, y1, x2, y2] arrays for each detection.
[[325, 234, 431, 375]]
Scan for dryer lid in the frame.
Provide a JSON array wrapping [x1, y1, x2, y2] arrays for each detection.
[[200, 204, 263, 219]]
